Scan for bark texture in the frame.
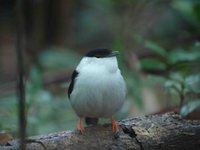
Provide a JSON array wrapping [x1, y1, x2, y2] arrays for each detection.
[[1, 112, 200, 150]]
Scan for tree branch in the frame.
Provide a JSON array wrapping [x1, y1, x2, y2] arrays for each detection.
[[2, 112, 200, 150]]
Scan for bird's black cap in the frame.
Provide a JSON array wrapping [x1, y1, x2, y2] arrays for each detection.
[[85, 48, 118, 58]]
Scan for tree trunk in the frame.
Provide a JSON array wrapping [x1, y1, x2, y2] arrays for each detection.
[[1, 112, 200, 150]]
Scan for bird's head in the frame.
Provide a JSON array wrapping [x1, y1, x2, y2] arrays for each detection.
[[77, 48, 119, 73]]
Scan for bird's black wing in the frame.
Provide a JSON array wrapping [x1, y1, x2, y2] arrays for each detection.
[[68, 70, 79, 99]]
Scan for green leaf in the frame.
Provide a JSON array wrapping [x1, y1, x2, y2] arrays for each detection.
[[169, 73, 185, 83], [144, 41, 167, 57], [169, 49, 200, 64], [185, 74, 200, 93], [180, 99, 200, 116], [165, 73, 186, 94], [165, 80, 181, 93], [140, 58, 166, 71]]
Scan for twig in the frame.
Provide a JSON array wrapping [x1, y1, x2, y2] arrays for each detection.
[[15, 0, 26, 150]]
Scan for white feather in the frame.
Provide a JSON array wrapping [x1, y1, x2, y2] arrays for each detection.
[[70, 56, 126, 118]]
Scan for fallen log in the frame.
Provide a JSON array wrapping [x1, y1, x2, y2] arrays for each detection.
[[1, 112, 200, 150]]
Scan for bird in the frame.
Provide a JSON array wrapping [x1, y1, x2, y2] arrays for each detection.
[[68, 48, 126, 134]]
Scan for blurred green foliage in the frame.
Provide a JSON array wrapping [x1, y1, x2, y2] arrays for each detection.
[[25, 67, 75, 136], [0, 66, 76, 137], [136, 0, 200, 116], [138, 39, 200, 117], [38, 47, 81, 70]]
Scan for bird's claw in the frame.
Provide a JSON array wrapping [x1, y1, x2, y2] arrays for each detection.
[[77, 117, 85, 134], [111, 117, 119, 132]]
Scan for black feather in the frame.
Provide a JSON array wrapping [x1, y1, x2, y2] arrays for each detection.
[[68, 70, 79, 99], [85, 48, 112, 58]]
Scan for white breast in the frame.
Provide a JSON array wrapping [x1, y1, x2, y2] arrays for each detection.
[[70, 57, 126, 118]]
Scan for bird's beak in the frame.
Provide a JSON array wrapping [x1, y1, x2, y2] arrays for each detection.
[[109, 51, 119, 57]]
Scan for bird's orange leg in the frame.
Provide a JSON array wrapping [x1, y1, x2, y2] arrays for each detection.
[[77, 117, 85, 134], [111, 117, 119, 132]]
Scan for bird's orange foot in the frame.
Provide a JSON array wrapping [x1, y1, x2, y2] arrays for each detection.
[[77, 117, 85, 134], [111, 117, 119, 132]]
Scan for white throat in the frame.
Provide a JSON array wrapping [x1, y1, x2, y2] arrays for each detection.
[[76, 56, 118, 74]]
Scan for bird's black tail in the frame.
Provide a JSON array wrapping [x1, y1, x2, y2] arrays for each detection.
[[85, 117, 99, 125]]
